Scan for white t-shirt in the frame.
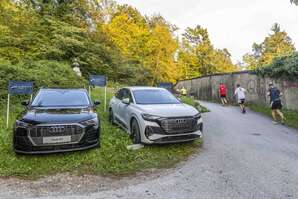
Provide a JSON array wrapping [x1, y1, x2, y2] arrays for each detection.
[[234, 87, 246, 100]]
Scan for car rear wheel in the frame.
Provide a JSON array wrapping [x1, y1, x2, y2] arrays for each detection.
[[131, 119, 141, 144]]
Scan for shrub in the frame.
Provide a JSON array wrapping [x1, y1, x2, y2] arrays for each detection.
[[255, 52, 298, 80], [0, 59, 86, 101]]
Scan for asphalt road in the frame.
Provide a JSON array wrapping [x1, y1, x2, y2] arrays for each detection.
[[4, 102, 298, 199]]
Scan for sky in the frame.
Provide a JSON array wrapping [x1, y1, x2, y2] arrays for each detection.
[[116, 0, 298, 63]]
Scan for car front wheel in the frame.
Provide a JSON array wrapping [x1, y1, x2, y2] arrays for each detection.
[[131, 119, 141, 144], [109, 109, 115, 125]]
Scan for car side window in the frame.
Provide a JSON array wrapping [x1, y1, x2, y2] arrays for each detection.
[[115, 89, 123, 100], [122, 89, 134, 103]]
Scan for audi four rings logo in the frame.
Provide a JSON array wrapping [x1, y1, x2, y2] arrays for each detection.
[[176, 119, 186, 124], [48, 126, 66, 133]]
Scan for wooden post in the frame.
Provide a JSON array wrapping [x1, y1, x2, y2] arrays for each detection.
[[104, 86, 107, 112], [6, 94, 10, 128]]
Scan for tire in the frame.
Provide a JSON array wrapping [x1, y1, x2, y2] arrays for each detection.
[[131, 119, 141, 144], [109, 109, 115, 125]]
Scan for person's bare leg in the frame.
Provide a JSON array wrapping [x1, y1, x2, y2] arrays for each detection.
[[272, 110, 278, 124], [239, 104, 243, 112], [276, 109, 285, 124], [221, 98, 224, 105], [239, 103, 246, 113], [224, 98, 228, 105]]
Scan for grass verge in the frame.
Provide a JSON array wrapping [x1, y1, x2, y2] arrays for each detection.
[[249, 104, 298, 129], [0, 88, 202, 179], [180, 96, 209, 113]]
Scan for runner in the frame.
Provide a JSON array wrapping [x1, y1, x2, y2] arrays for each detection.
[[267, 82, 285, 125], [180, 86, 187, 96], [218, 82, 228, 106], [234, 84, 247, 114]]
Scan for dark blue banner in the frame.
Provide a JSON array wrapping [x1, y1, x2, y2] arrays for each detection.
[[158, 82, 173, 92], [89, 75, 107, 87], [8, 81, 33, 95]]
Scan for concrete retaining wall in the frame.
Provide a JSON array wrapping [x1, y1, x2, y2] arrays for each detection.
[[175, 71, 298, 110]]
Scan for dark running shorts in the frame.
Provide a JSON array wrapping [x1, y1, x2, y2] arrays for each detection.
[[239, 99, 245, 104], [220, 94, 226, 98], [272, 100, 282, 110]]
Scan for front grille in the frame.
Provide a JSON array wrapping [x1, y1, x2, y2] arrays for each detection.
[[160, 117, 196, 134], [29, 124, 84, 146]]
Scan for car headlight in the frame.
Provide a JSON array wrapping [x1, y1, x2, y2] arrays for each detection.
[[81, 108, 94, 113], [141, 114, 162, 122], [15, 120, 31, 128], [193, 113, 202, 124], [80, 118, 98, 126]]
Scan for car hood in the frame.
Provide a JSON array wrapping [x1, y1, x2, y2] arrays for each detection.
[[136, 103, 198, 118], [21, 107, 96, 124]]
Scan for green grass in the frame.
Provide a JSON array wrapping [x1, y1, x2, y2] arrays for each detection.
[[250, 104, 298, 129], [180, 96, 209, 113], [0, 88, 202, 179]]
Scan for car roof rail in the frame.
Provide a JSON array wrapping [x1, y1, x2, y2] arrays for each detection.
[[39, 85, 88, 90]]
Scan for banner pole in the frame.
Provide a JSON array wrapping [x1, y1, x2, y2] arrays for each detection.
[[6, 94, 10, 128], [89, 86, 91, 96], [104, 86, 107, 112]]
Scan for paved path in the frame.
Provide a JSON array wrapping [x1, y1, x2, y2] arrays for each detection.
[[5, 102, 298, 199]]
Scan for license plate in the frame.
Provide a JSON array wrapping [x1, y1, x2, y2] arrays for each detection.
[[43, 136, 71, 144]]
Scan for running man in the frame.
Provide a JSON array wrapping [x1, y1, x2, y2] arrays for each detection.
[[234, 84, 247, 114], [218, 82, 228, 106], [267, 82, 285, 125]]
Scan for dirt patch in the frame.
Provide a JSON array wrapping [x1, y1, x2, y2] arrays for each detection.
[[0, 153, 200, 199], [0, 169, 164, 198]]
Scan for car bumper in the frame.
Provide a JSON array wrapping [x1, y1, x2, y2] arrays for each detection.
[[13, 126, 100, 155], [14, 142, 99, 155], [146, 131, 202, 144]]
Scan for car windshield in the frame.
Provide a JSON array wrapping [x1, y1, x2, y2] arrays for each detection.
[[31, 90, 90, 107], [133, 89, 180, 105]]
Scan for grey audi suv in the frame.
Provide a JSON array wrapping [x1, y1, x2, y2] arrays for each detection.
[[109, 87, 203, 144]]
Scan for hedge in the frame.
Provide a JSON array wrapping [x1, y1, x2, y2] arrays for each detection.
[[255, 52, 298, 80]]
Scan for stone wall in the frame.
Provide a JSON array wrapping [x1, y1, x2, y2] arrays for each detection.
[[175, 71, 298, 110]]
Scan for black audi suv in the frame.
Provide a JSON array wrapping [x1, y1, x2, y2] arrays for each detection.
[[13, 88, 100, 154]]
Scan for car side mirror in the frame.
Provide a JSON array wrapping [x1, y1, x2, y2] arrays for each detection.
[[94, 101, 101, 106], [122, 98, 130, 105], [21, 100, 29, 106]]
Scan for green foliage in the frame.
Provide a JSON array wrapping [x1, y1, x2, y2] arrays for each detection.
[[104, 5, 180, 85], [0, 88, 201, 178], [0, 0, 129, 85], [0, 59, 86, 100], [255, 52, 298, 80], [0, 0, 241, 88], [178, 25, 237, 79], [243, 23, 295, 69]]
